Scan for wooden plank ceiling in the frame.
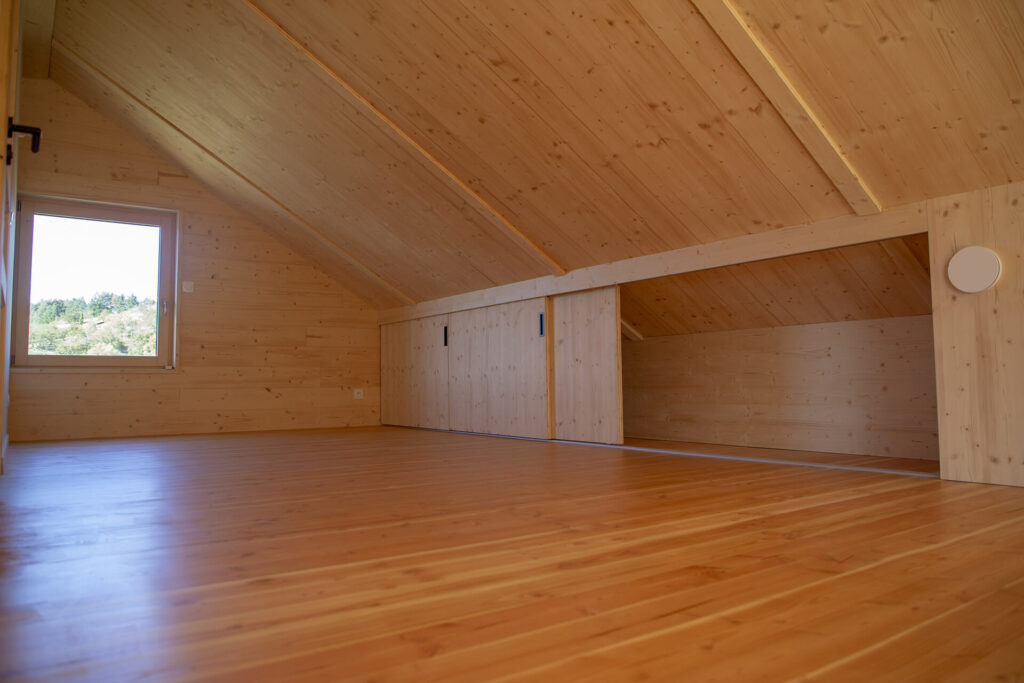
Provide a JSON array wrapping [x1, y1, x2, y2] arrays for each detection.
[[726, 0, 1024, 207], [620, 234, 931, 337], [33, 1, 1024, 307]]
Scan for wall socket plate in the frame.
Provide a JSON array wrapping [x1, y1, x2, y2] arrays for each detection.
[[353, 388, 364, 399]]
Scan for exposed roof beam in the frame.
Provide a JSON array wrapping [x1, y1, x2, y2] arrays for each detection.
[[378, 197, 932, 324], [620, 320, 644, 342], [691, 0, 882, 216], [51, 40, 415, 307], [20, 0, 55, 78], [242, 0, 567, 277]]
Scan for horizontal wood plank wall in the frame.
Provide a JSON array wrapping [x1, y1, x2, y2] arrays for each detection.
[[553, 286, 623, 444], [9, 78, 380, 441], [622, 315, 939, 459], [380, 315, 449, 430], [449, 298, 549, 439], [929, 181, 1024, 487]]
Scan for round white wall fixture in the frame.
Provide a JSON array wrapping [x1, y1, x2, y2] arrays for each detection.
[[947, 246, 1001, 293]]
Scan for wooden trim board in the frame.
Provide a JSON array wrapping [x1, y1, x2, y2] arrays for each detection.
[[691, 0, 881, 216], [380, 199, 928, 324]]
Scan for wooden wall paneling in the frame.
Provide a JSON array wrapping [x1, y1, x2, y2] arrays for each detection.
[[622, 316, 939, 459], [380, 201, 930, 325], [9, 78, 381, 441], [411, 315, 450, 431], [553, 286, 623, 444], [491, 298, 548, 439], [380, 315, 449, 430], [726, 0, 1024, 207], [52, 0, 554, 302], [448, 298, 549, 439], [379, 319, 412, 428], [447, 307, 487, 434], [929, 181, 1024, 487]]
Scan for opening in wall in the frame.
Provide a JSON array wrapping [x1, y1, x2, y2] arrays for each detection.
[[12, 196, 178, 368], [619, 233, 939, 466]]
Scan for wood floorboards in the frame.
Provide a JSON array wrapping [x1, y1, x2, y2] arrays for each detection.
[[0, 426, 1022, 681], [623, 438, 941, 475]]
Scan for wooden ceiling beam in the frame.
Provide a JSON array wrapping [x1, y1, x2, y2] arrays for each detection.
[[378, 195, 932, 324], [50, 40, 415, 307], [241, 0, 567, 277], [20, 0, 55, 78], [691, 0, 882, 216], [620, 320, 645, 342]]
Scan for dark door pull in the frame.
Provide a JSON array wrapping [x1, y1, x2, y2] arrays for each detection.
[[7, 117, 42, 165]]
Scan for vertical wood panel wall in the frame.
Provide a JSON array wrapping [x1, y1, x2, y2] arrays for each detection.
[[622, 316, 940, 460], [553, 286, 623, 444], [380, 314, 449, 430], [449, 298, 549, 438], [9, 78, 380, 440], [930, 181, 1024, 486]]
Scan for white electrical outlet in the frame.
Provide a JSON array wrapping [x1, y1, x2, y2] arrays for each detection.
[[353, 389, 364, 399], [182, 281, 195, 293]]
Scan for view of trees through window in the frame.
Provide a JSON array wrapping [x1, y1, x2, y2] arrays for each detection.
[[27, 213, 161, 357], [28, 293, 157, 356]]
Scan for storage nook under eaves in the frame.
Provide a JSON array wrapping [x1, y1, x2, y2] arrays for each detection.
[[619, 234, 940, 470], [381, 234, 942, 473]]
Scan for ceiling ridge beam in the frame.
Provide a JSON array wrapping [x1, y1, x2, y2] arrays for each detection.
[[378, 197, 932, 324], [691, 0, 882, 217], [241, 0, 567, 276], [50, 39, 416, 306]]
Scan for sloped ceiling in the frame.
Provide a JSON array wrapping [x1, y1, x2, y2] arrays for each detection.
[[726, 0, 1024, 206], [621, 234, 931, 337], [27, 1, 1024, 307]]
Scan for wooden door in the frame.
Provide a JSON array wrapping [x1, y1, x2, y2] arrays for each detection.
[[448, 297, 552, 439], [553, 286, 623, 444], [380, 314, 449, 429], [0, 0, 19, 473]]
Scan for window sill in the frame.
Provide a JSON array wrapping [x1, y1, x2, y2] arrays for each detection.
[[12, 365, 178, 374]]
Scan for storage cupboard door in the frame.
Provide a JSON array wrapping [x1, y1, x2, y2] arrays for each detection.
[[449, 298, 550, 439], [553, 286, 623, 444], [448, 307, 487, 434], [381, 314, 449, 429]]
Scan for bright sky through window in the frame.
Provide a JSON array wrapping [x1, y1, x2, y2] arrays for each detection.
[[29, 214, 161, 302]]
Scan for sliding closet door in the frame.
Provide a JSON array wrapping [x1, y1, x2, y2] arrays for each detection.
[[553, 286, 623, 444], [449, 297, 551, 439], [380, 314, 449, 429]]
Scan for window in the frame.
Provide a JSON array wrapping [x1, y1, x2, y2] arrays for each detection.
[[13, 197, 178, 368]]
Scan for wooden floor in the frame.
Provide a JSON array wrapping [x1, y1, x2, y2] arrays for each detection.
[[1, 427, 1023, 681], [623, 438, 941, 475]]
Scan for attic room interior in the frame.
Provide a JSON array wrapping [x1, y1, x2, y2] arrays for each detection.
[[0, 0, 1022, 679]]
